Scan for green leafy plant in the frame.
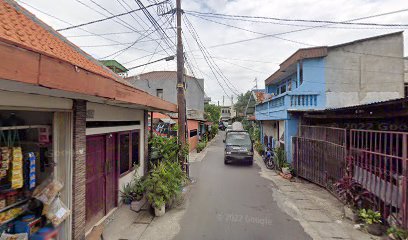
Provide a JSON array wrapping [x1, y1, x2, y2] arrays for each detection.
[[120, 182, 137, 204], [144, 161, 186, 209], [209, 124, 218, 139], [120, 169, 145, 203], [150, 134, 179, 162], [359, 209, 382, 225], [197, 141, 206, 153], [254, 141, 264, 155], [387, 226, 408, 240], [274, 146, 286, 170]]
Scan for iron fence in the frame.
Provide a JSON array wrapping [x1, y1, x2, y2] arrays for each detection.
[[349, 129, 408, 228], [294, 126, 347, 193]]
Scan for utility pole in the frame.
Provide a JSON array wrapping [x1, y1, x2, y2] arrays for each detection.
[[176, 0, 187, 173], [222, 95, 225, 106]]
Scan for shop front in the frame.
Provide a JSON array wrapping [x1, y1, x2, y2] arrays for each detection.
[[0, 91, 73, 239]]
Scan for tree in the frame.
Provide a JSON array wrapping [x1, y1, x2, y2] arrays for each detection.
[[234, 91, 255, 116], [204, 104, 221, 123]]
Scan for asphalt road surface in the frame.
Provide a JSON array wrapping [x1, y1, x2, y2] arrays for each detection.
[[174, 132, 311, 240]]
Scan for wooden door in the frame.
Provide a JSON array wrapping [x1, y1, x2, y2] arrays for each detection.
[[105, 134, 117, 213], [85, 135, 106, 229]]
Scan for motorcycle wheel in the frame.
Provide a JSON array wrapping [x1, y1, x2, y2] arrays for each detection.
[[265, 158, 275, 170]]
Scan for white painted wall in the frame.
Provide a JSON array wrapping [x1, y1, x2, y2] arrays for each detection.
[[0, 90, 72, 110]]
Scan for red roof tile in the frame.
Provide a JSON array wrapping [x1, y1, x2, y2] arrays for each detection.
[[0, 0, 118, 81]]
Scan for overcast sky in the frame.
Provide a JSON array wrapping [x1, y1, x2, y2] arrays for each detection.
[[16, 0, 408, 105]]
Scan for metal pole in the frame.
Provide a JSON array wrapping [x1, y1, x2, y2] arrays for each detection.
[[176, 0, 187, 173]]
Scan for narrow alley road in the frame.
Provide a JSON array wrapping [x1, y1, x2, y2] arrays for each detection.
[[174, 132, 311, 240]]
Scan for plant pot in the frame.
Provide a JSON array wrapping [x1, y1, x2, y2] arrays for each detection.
[[282, 167, 291, 175], [367, 223, 383, 236], [154, 205, 165, 217], [130, 196, 146, 212]]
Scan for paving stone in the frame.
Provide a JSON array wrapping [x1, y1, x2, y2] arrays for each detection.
[[134, 210, 154, 224], [302, 209, 332, 222], [308, 222, 350, 239]]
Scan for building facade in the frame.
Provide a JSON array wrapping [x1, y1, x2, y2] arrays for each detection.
[[126, 71, 205, 151], [256, 32, 404, 161]]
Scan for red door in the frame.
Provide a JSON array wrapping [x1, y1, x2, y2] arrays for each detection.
[[86, 135, 106, 230], [105, 134, 117, 213], [85, 134, 118, 230]]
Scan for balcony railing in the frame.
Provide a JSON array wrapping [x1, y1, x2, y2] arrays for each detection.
[[290, 94, 318, 107], [255, 92, 321, 120]]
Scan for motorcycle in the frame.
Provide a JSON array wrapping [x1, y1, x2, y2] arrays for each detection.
[[263, 147, 275, 170]]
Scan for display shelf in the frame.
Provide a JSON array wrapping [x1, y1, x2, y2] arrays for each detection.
[[0, 213, 22, 226], [0, 199, 28, 214], [0, 125, 49, 131]]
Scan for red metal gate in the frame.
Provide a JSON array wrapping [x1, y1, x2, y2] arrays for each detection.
[[349, 129, 408, 228], [293, 125, 347, 193]]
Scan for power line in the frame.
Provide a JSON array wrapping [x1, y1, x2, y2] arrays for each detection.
[[211, 58, 269, 74], [184, 15, 240, 97], [183, 18, 231, 98], [186, 8, 408, 50], [56, 1, 167, 31], [184, 12, 408, 30], [134, 0, 176, 53], [188, 13, 316, 47], [78, 0, 174, 57], [186, 9, 408, 27], [116, 0, 175, 57], [16, 0, 129, 46], [79, 37, 175, 48], [190, 13, 407, 62], [184, 16, 241, 95]]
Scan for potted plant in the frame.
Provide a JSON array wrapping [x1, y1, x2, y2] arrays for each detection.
[[273, 147, 286, 171], [120, 182, 136, 205], [387, 226, 408, 240], [152, 196, 166, 217], [144, 162, 170, 217], [130, 177, 146, 212], [359, 209, 383, 236], [281, 162, 291, 175]]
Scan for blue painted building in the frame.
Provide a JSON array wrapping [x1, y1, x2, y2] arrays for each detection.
[[256, 32, 405, 162]]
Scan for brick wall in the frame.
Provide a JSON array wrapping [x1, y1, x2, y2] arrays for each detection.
[[72, 100, 86, 240], [144, 110, 149, 175]]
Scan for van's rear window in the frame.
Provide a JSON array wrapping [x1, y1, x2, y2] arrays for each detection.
[[226, 133, 251, 147]]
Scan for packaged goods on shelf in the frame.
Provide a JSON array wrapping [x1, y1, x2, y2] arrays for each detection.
[[10, 148, 23, 189]]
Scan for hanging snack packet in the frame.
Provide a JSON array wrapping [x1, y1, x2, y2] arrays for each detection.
[[46, 197, 70, 227], [33, 179, 63, 205]]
